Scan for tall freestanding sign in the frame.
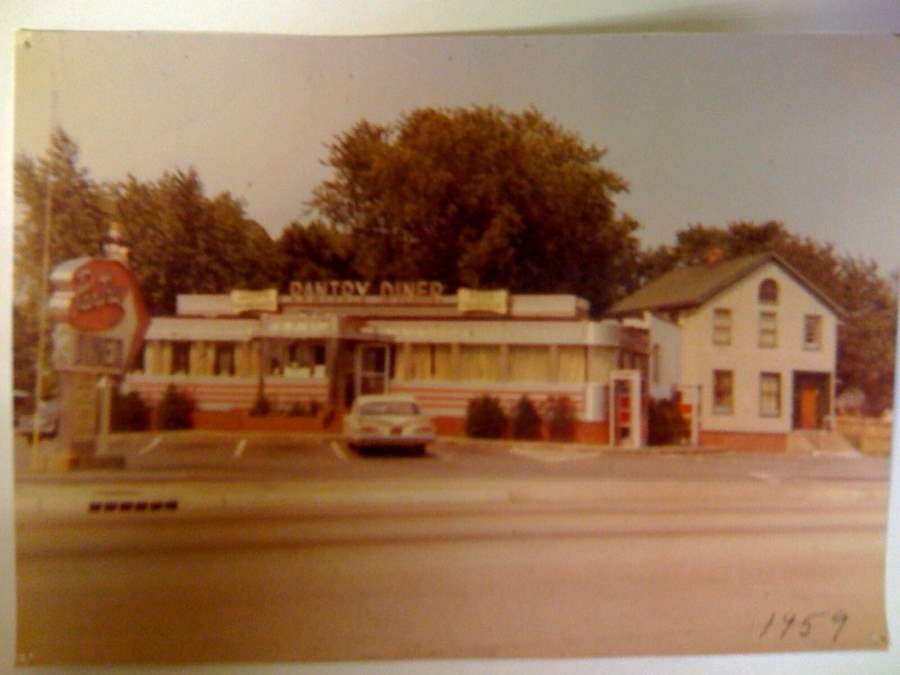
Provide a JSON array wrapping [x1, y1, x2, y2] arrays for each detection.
[[46, 230, 149, 468]]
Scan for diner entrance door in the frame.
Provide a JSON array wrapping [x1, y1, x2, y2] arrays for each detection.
[[354, 343, 391, 399]]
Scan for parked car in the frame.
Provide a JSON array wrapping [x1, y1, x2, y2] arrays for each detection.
[[343, 394, 435, 455], [16, 399, 60, 441]]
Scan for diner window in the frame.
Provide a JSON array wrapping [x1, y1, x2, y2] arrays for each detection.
[[804, 314, 822, 350], [759, 372, 781, 417], [713, 370, 733, 415], [712, 308, 732, 346], [759, 311, 777, 348], [171, 341, 191, 374], [214, 343, 234, 376], [759, 278, 779, 304]]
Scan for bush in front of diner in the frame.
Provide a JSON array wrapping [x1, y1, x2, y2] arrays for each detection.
[[287, 400, 322, 417], [249, 390, 271, 416], [111, 391, 151, 431], [157, 385, 194, 430], [511, 395, 542, 440], [647, 396, 690, 445], [465, 395, 507, 439], [545, 395, 575, 441]]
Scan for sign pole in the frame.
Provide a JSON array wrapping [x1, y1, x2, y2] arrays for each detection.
[[97, 375, 111, 455]]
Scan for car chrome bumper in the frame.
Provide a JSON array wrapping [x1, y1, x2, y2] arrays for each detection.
[[346, 434, 435, 447]]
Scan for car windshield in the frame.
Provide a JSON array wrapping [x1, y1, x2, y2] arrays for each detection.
[[358, 401, 420, 416]]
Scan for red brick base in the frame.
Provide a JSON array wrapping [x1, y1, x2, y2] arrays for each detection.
[[699, 430, 787, 452], [433, 416, 609, 444], [190, 409, 609, 444]]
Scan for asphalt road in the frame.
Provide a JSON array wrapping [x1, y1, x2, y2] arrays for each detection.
[[13, 432, 891, 664]]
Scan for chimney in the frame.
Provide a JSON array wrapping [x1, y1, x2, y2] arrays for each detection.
[[704, 246, 725, 267]]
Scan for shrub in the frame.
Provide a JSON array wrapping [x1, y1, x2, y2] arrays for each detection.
[[647, 396, 690, 445], [465, 395, 507, 438], [287, 401, 306, 417], [546, 395, 575, 441], [157, 385, 194, 430], [111, 391, 151, 431], [511, 395, 542, 440], [309, 399, 321, 416], [249, 390, 271, 416]]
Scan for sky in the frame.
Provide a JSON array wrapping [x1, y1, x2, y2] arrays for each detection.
[[14, 31, 900, 274]]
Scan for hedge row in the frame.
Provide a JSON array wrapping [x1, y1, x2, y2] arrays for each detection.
[[465, 394, 575, 441]]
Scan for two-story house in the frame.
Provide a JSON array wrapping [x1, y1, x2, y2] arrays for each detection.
[[608, 251, 843, 451]]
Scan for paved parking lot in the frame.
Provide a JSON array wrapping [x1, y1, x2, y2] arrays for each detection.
[[14, 429, 890, 484]]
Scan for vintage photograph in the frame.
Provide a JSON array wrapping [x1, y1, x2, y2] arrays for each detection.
[[11, 31, 897, 664]]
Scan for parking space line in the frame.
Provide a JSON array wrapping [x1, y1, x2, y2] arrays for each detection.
[[138, 436, 162, 455], [233, 439, 247, 459], [428, 446, 454, 461], [330, 441, 350, 461]]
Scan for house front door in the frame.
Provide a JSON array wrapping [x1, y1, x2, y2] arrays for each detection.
[[792, 371, 829, 430], [799, 386, 819, 429]]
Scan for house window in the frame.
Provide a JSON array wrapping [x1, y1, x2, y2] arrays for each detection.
[[760, 372, 781, 417], [759, 278, 779, 304], [651, 344, 661, 385], [712, 308, 732, 345], [759, 311, 777, 348], [804, 315, 822, 350], [171, 341, 191, 374], [713, 370, 734, 415]]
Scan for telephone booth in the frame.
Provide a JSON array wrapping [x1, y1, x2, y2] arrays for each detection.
[[609, 370, 644, 448]]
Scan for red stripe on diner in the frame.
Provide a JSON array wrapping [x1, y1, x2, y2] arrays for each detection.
[[392, 386, 585, 394], [394, 391, 584, 403]]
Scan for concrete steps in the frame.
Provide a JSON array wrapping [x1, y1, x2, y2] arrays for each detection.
[[787, 429, 859, 454]]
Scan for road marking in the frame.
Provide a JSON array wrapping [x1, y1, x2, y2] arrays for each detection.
[[233, 439, 247, 459], [428, 446, 453, 461], [510, 447, 603, 464], [330, 441, 350, 461], [749, 471, 781, 484], [138, 436, 161, 455]]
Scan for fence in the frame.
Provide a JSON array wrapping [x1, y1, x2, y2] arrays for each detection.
[[835, 415, 893, 454]]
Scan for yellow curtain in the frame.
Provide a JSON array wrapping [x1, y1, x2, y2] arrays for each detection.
[[509, 345, 551, 382], [143, 341, 160, 375], [233, 342, 248, 376], [558, 346, 586, 383], [433, 345, 454, 380], [458, 345, 503, 381]]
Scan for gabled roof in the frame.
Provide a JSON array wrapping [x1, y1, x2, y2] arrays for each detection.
[[607, 252, 844, 318]]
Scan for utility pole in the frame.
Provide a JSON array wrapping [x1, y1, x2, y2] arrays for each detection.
[[30, 163, 54, 470]]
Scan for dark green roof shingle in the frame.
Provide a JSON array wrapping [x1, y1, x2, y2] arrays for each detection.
[[607, 252, 842, 317]]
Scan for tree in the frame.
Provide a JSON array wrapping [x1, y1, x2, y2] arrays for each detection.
[[107, 169, 280, 314], [276, 220, 353, 290], [14, 129, 109, 390], [14, 131, 283, 391], [309, 106, 640, 313], [14, 129, 109, 299], [641, 220, 897, 413]]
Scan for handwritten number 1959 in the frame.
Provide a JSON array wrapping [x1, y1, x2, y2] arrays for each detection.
[[759, 610, 848, 642]]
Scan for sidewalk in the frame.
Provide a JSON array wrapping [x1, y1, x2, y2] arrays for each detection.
[[15, 473, 881, 524]]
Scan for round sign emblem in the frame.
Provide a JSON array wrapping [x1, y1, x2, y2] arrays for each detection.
[[67, 259, 133, 331]]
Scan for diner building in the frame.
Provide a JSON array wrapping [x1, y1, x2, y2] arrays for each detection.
[[122, 282, 656, 445]]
